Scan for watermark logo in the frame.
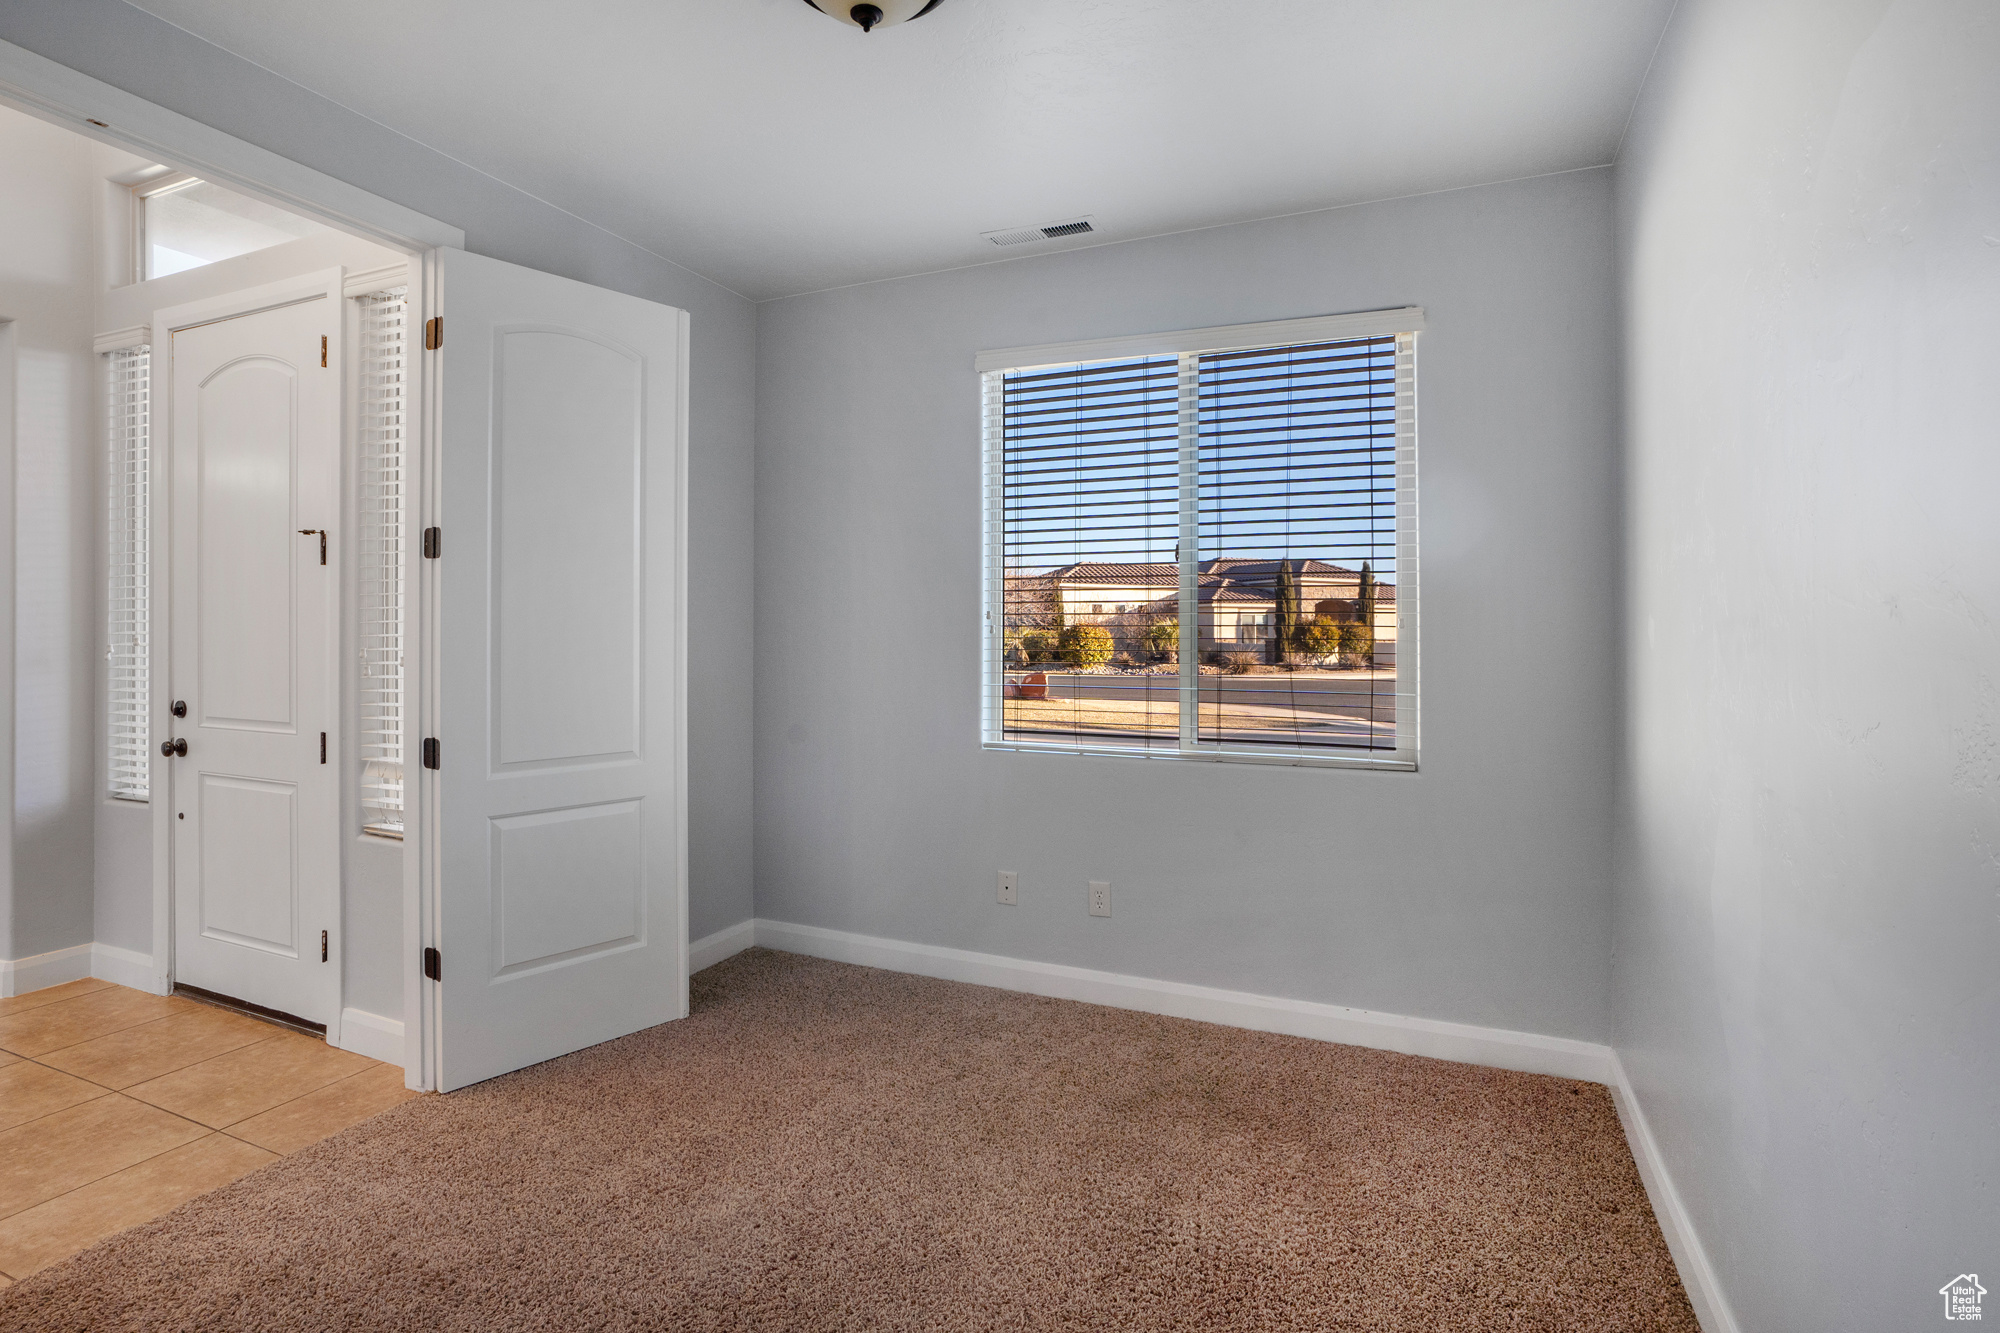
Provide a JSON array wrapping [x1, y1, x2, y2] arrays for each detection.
[[1941, 1274, 1987, 1321]]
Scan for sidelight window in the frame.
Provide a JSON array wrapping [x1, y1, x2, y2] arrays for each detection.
[[106, 346, 151, 801]]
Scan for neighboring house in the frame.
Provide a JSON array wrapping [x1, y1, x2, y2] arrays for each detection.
[[1006, 558, 1398, 665]]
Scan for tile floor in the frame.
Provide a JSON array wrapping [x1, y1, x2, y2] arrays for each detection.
[[0, 977, 416, 1285]]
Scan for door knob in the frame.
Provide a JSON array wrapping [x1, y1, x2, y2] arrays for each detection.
[[161, 738, 187, 757]]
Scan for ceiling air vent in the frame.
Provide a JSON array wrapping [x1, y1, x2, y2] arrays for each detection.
[[981, 216, 1097, 247]]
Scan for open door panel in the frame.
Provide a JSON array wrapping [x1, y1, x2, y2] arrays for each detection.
[[432, 248, 688, 1091]]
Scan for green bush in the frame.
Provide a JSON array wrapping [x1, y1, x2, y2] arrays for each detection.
[[1297, 616, 1342, 660], [1337, 621, 1375, 667], [1017, 630, 1055, 664], [1058, 623, 1115, 668], [1142, 617, 1179, 661]]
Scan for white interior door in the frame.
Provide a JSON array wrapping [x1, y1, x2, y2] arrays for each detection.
[[433, 248, 687, 1091], [167, 283, 340, 1024]]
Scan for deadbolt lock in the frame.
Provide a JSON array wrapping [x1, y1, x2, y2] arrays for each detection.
[[160, 738, 187, 758]]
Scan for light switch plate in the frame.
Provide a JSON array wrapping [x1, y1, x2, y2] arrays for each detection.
[[1088, 880, 1111, 917], [997, 871, 1018, 906]]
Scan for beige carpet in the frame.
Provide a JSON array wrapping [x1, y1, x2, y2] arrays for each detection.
[[0, 948, 1696, 1331]]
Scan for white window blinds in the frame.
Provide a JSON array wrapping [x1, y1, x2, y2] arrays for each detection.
[[106, 346, 151, 801], [357, 289, 407, 836], [105, 348, 152, 792], [991, 356, 1184, 751], [982, 314, 1419, 769]]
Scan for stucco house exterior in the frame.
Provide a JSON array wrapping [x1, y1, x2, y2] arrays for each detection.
[[1005, 558, 1398, 665]]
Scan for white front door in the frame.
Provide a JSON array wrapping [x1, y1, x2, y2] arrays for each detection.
[[167, 288, 340, 1024], [433, 248, 688, 1090]]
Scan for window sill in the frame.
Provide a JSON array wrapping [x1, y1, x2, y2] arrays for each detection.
[[981, 739, 1416, 772]]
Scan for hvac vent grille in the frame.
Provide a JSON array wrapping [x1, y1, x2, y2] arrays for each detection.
[[982, 217, 1097, 247]]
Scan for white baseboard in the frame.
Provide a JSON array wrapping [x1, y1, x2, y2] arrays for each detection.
[[751, 918, 1616, 1084], [690, 918, 757, 973], [0, 943, 93, 997], [336, 1007, 405, 1064], [1609, 1055, 1739, 1333], [91, 943, 160, 993]]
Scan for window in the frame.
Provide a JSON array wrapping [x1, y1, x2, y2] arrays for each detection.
[[356, 289, 407, 836], [981, 309, 1419, 769], [136, 175, 331, 280], [106, 346, 150, 800]]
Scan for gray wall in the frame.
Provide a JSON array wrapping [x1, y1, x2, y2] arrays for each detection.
[[0, 1, 760, 951], [1613, 0, 2000, 1327], [755, 169, 1622, 1040], [0, 104, 98, 963]]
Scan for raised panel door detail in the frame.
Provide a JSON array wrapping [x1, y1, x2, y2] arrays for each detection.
[[490, 800, 644, 975], [198, 773, 299, 956], [198, 356, 296, 731], [491, 329, 641, 769]]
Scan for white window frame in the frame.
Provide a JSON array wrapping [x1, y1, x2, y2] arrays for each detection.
[[129, 171, 198, 283], [978, 307, 1422, 772]]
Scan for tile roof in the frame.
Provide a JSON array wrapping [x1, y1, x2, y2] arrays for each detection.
[[1011, 559, 1396, 602]]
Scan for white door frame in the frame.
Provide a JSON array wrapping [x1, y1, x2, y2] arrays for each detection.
[[0, 37, 461, 1089]]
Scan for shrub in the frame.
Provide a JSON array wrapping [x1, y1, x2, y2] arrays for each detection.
[[1223, 653, 1256, 674], [1110, 653, 1139, 670], [1058, 623, 1115, 668], [1297, 616, 1342, 661], [1142, 617, 1179, 661], [1337, 621, 1375, 668], [1017, 630, 1055, 664]]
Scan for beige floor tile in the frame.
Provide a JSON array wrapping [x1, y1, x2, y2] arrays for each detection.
[[0, 987, 193, 1058], [0, 979, 111, 1020], [40, 1007, 282, 1091], [228, 1062, 415, 1154], [0, 1049, 16, 1070], [0, 1095, 205, 1220], [0, 1063, 108, 1133], [0, 1133, 274, 1278], [0, 1269, 11, 1287], [125, 1031, 374, 1129]]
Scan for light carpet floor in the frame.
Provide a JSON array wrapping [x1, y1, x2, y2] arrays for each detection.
[[0, 948, 1696, 1331]]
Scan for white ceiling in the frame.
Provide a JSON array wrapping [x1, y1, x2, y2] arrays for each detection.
[[126, 0, 1675, 301]]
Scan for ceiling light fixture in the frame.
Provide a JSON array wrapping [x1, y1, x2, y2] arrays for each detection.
[[801, 0, 943, 34]]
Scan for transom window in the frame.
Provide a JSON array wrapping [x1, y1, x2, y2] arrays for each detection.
[[979, 309, 1420, 769], [135, 174, 331, 280]]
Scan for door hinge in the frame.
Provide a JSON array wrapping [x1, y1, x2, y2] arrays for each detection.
[[422, 737, 441, 770], [320, 334, 328, 368], [321, 929, 328, 962], [320, 732, 327, 764], [423, 526, 441, 559], [423, 946, 441, 982], [298, 529, 326, 565], [424, 316, 443, 350]]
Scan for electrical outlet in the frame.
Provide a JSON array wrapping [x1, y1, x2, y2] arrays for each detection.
[[1088, 880, 1111, 917], [997, 871, 1018, 906]]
